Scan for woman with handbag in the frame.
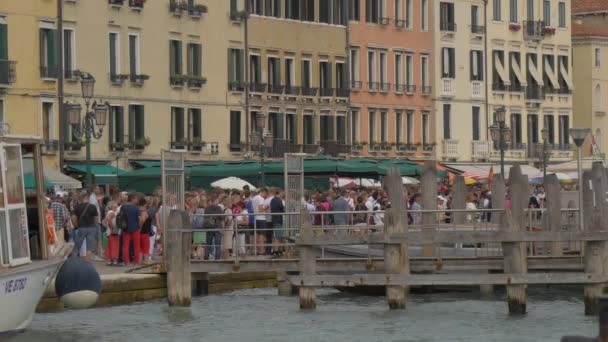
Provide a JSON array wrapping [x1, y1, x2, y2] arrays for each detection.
[[103, 201, 120, 266]]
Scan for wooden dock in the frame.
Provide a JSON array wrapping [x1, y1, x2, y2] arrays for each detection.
[[163, 161, 608, 316]]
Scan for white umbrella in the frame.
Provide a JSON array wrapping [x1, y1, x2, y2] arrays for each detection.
[[358, 178, 382, 187], [211, 177, 257, 190], [402, 176, 420, 185]]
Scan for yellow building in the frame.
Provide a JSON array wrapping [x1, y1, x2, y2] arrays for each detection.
[[485, 0, 574, 165], [60, 0, 245, 170], [0, 1, 58, 167], [244, 0, 349, 157]]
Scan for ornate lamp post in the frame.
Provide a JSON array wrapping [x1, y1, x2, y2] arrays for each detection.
[[489, 106, 511, 177], [256, 113, 274, 187], [569, 127, 591, 231], [68, 73, 109, 192], [541, 127, 550, 181]]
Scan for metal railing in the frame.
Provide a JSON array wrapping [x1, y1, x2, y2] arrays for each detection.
[[440, 21, 457, 32], [319, 87, 334, 97], [524, 20, 545, 40], [0, 60, 16, 85], [40, 66, 58, 79], [470, 25, 485, 34], [525, 84, 544, 100]]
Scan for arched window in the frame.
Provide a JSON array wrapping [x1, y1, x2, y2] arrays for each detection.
[[595, 84, 603, 112]]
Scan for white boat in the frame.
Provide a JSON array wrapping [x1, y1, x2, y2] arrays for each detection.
[[0, 135, 70, 335]]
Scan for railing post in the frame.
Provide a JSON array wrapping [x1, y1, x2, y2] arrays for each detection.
[[421, 160, 437, 257], [166, 210, 192, 306], [382, 168, 409, 309], [503, 165, 528, 314], [298, 209, 316, 309], [451, 176, 466, 225], [584, 163, 608, 315], [545, 174, 562, 256]]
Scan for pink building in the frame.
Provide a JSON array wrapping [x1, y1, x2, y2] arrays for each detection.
[[349, 0, 433, 158]]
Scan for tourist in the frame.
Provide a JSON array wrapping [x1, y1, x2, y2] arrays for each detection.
[[103, 201, 120, 266], [465, 193, 478, 223], [120, 193, 145, 266], [252, 188, 268, 255], [221, 197, 234, 259], [50, 194, 71, 242], [270, 188, 285, 255], [409, 193, 423, 225], [235, 201, 248, 255], [332, 188, 350, 236], [138, 197, 152, 264], [192, 196, 207, 260], [204, 194, 223, 260], [71, 192, 99, 261], [147, 196, 161, 259]]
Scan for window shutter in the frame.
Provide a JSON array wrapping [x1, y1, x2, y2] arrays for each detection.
[[196, 44, 202, 76], [129, 106, 135, 142], [129, 36, 137, 75], [139, 106, 145, 139], [108, 108, 115, 145], [48, 29, 57, 69], [117, 108, 124, 143], [227, 49, 235, 82], [478, 52, 483, 80], [0, 24, 8, 60], [449, 49, 455, 78], [366, 0, 372, 22], [328, 62, 333, 89], [170, 42, 175, 76], [443, 104, 451, 139], [39, 29, 46, 70], [470, 51, 474, 80], [177, 41, 182, 75], [265, 0, 272, 16], [109, 34, 116, 76], [63, 30, 71, 74]]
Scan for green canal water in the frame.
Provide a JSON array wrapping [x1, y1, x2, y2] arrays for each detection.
[[10, 287, 597, 342]]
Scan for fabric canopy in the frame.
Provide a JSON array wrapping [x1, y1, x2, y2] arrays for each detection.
[[24, 174, 55, 191], [528, 55, 543, 85], [559, 59, 574, 89], [67, 164, 127, 185], [544, 56, 560, 89], [22, 158, 81, 190], [493, 53, 509, 83]]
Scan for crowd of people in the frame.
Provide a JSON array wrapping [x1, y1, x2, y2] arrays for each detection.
[[45, 179, 553, 264]]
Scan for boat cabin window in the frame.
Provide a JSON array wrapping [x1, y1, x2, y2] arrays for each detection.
[[5, 146, 24, 205]]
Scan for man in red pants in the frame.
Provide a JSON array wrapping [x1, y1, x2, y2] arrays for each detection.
[[120, 193, 146, 266]]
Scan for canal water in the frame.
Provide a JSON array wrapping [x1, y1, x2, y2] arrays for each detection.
[[11, 287, 596, 342]]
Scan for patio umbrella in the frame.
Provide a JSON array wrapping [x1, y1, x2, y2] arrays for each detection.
[[211, 177, 257, 190], [530, 172, 573, 185], [402, 176, 420, 185]]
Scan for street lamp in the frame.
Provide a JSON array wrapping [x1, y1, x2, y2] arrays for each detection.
[[256, 113, 268, 187], [490, 106, 511, 177], [541, 127, 549, 181], [68, 73, 109, 192], [569, 127, 590, 231]]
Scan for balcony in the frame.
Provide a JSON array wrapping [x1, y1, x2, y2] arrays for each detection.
[[268, 139, 301, 158], [268, 84, 284, 94], [471, 81, 482, 98], [187, 76, 206, 88], [320, 87, 334, 97], [350, 80, 362, 90], [509, 83, 524, 92], [525, 85, 544, 100], [368, 82, 380, 91], [40, 66, 58, 79], [441, 79, 454, 96], [395, 19, 408, 28], [523, 20, 545, 40], [41, 140, 59, 155], [380, 83, 390, 91], [471, 25, 485, 34], [108, 0, 124, 6], [170, 140, 188, 150], [396, 143, 419, 153], [170, 75, 187, 86], [442, 139, 459, 160], [529, 143, 574, 161], [130, 74, 150, 85], [109, 142, 127, 152], [395, 84, 406, 92], [110, 73, 129, 84], [421, 86, 432, 95], [249, 82, 266, 93], [228, 81, 245, 92], [379, 17, 389, 25], [0, 60, 16, 85], [129, 0, 145, 9], [188, 140, 205, 152], [64, 141, 83, 152], [471, 141, 492, 161], [440, 22, 457, 32], [301, 87, 318, 96], [405, 84, 416, 94], [302, 144, 320, 154], [169, 0, 186, 14], [284, 86, 301, 96], [320, 140, 351, 156], [187, 3, 207, 17], [492, 83, 508, 92], [558, 87, 572, 95], [336, 88, 350, 98]]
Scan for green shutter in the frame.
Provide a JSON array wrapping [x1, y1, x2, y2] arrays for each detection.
[[139, 106, 145, 139], [117, 107, 124, 143], [0, 24, 7, 60], [177, 41, 182, 75], [108, 107, 114, 146], [48, 29, 57, 70], [63, 30, 71, 75], [39, 29, 45, 72], [169, 41, 175, 76], [109, 33, 116, 76], [129, 35, 137, 76], [129, 106, 135, 142], [194, 44, 201, 76], [228, 49, 235, 82]]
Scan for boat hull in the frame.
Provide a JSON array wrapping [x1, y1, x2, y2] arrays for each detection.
[[0, 258, 66, 335]]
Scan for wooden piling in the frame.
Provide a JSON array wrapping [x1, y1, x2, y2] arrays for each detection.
[[584, 163, 608, 315], [298, 209, 316, 309], [421, 160, 437, 257], [503, 166, 528, 314], [451, 176, 466, 225], [277, 272, 293, 296], [166, 210, 192, 306], [382, 168, 409, 309], [545, 174, 562, 256]]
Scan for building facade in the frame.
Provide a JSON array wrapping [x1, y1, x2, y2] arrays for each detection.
[[349, 0, 434, 159], [241, 0, 349, 158], [485, 0, 574, 165], [572, 1, 608, 158], [0, 1, 58, 167]]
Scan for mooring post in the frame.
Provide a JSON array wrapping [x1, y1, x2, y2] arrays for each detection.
[[491, 175, 505, 225], [584, 163, 608, 315], [277, 271, 293, 296], [298, 209, 316, 309], [421, 160, 437, 257], [166, 210, 192, 306], [503, 165, 528, 315], [382, 168, 409, 309], [451, 176, 466, 225], [544, 174, 562, 256]]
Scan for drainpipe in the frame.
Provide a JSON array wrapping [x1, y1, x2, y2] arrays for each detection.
[[57, 0, 65, 170], [244, 8, 250, 153], [345, 1, 351, 146], [484, 0, 490, 141]]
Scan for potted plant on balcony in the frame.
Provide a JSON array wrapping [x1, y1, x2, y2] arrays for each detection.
[[509, 23, 521, 31], [65, 140, 84, 151], [130, 0, 146, 8], [381, 141, 392, 151], [191, 4, 208, 15], [171, 74, 188, 86], [352, 141, 363, 151], [189, 137, 205, 151], [423, 142, 436, 152], [543, 26, 556, 35], [110, 142, 127, 152], [187, 76, 207, 88], [131, 137, 150, 150]]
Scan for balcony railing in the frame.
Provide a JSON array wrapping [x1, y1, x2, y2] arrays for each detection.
[[509, 83, 524, 92], [228, 81, 245, 91], [441, 79, 454, 96], [302, 144, 320, 154], [0, 60, 16, 85], [268, 139, 301, 158], [440, 21, 457, 32], [108, 0, 124, 5], [129, 0, 145, 9], [442, 139, 459, 159], [395, 84, 406, 92], [130, 73, 150, 84], [350, 80, 362, 90], [471, 81, 482, 98], [380, 83, 390, 91], [368, 82, 380, 91], [558, 87, 572, 95], [111, 74, 129, 84], [268, 84, 284, 94], [170, 141, 188, 150], [492, 83, 508, 91], [471, 25, 485, 34], [170, 75, 187, 86], [284, 86, 301, 95], [421, 85, 432, 95], [471, 141, 492, 160], [523, 20, 545, 40], [395, 19, 408, 28], [405, 84, 416, 93], [336, 88, 350, 98], [301, 87, 318, 96], [379, 17, 389, 25], [40, 66, 58, 79], [42, 140, 59, 155], [320, 87, 334, 97], [249, 82, 266, 93], [320, 140, 351, 156], [525, 84, 544, 100]]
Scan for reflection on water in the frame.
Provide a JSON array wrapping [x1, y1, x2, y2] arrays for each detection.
[[10, 287, 596, 342]]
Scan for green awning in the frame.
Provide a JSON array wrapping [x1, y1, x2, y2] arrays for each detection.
[[67, 164, 127, 185], [336, 158, 380, 176], [24, 174, 54, 191]]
